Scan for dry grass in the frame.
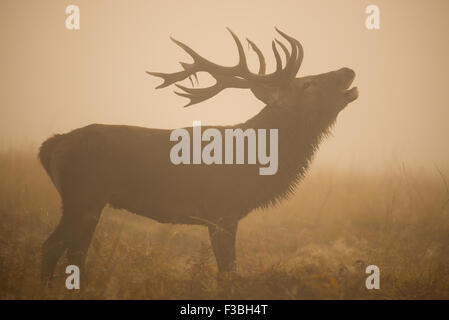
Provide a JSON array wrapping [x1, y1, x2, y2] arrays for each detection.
[[1, 147, 449, 299]]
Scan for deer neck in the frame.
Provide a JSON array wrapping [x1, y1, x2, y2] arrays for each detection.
[[241, 103, 336, 202]]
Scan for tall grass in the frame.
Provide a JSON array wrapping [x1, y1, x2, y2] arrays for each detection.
[[0, 147, 448, 299]]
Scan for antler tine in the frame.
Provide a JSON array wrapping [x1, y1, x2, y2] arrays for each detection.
[[170, 37, 207, 66], [180, 62, 198, 85], [246, 38, 266, 75], [228, 29, 289, 81], [172, 31, 251, 77], [226, 28, 251, 75], [175, 74, 249, 108], [174, 83, 226, 107], [271, 41, 283, 75], [174, 74, 249, 107], [147, 28, 305, 106], [275, 27, 302, 77], [228, 29, 284, 81], [274, 28, 298, 78], [236, 29, 299, 82], [147, 31, 252, 93], [275, 39, 290, 64], [146, 70, 193, 89], [292, 40, 304, 77]]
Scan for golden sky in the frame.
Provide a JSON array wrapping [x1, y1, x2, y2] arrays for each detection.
[[1, 0, 448, 171]]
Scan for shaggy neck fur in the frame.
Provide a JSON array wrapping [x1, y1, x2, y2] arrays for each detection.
[[240, 102, 337, 209]]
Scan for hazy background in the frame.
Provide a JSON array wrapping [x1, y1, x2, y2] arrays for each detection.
[[1, 0, 448, 171], [1, 0, 449, 300]]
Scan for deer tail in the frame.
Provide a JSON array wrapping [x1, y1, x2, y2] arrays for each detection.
[[38, 134, 63, 178]]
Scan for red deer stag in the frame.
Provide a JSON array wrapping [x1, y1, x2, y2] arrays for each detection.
[[39, 28, 358, 281]]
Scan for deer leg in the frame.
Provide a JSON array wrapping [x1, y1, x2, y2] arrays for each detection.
[[65, 204, 104, 286], [208, 219, 239, 272], [41, 214, 72, 282], [42, 201, 104, 284]]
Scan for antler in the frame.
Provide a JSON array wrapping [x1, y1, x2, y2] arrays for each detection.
[[147, 28, 304, 107]]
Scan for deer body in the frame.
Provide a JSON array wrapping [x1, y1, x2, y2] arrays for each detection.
[[40, 29, 358, 280]]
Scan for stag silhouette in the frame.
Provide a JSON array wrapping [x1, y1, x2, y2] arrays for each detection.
[[39, 28, 358, 281]]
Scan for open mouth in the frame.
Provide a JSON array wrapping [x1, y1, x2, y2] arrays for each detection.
[[342, 72, 358, 102], [344, 86, 359, 102]]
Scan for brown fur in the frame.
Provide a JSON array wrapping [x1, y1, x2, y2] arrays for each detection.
[[39, 65, 358, 280]]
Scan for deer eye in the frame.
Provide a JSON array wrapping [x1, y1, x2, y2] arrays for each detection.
[[303, 82, 314, 89]]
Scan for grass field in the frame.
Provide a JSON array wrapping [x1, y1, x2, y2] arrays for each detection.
[[0, 147, 448, 299]]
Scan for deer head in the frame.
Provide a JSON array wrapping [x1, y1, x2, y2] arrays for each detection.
[[147, 28, 358, 116]]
